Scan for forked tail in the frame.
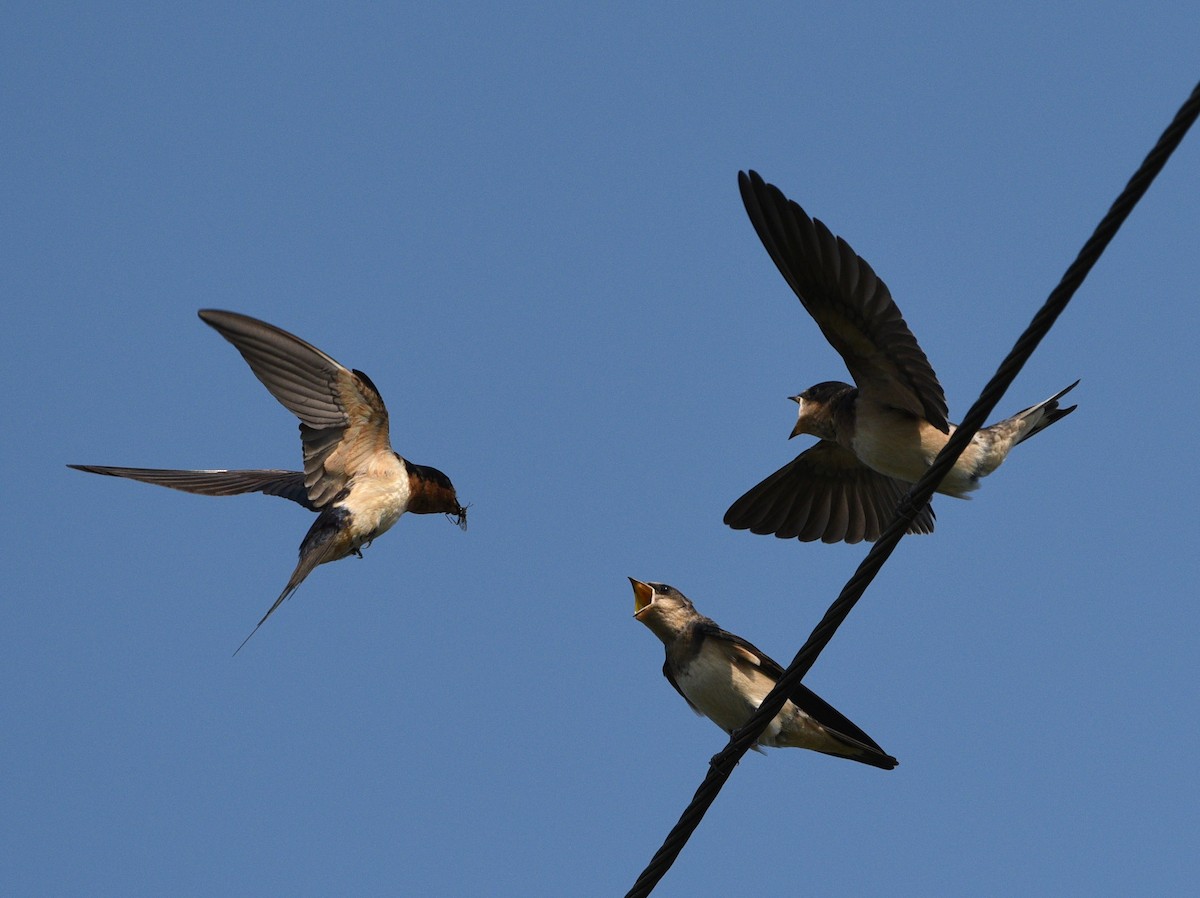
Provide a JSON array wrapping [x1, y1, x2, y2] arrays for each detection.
[[1012, 379, 1080, 446]]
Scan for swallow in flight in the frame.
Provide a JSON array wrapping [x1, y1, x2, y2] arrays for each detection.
[[724, 170, 1078, 544], [631, 579, 897, 769], [70, 310, 467, 652]]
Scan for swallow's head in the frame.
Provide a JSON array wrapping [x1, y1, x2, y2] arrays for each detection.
[[405, 462, 468, 529], [630, 578, 697, 642], [789, 381, 851, 440]]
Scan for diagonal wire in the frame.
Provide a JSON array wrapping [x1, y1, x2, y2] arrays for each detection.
[[625, 80, 1200, 898]]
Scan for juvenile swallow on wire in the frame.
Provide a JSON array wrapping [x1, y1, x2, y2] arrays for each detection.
[[630, 579, 897, 769], [725, 170, 1078, 544], [70, 310, 467, 653]]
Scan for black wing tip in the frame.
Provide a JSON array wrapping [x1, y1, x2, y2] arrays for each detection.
[[197, 308, 278, 338], [738, 169, 765, 202], [738, 169, 778, 207], [197, 308, 242, 327], [738, 169, 803, 213], [832, 744, 898, 770], [198, 308, 261, 343], [724, 515, 865, 544], [722, 503, 750, 528], [864, 751, 900, 771], [67, 463, 110, 475], [725, 498, 936, 543]]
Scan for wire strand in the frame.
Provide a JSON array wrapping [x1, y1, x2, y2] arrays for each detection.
[[624, 79, 1200, 898]]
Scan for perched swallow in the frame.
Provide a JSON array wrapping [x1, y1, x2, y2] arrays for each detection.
[[724, 170, 1078, 544], [630, 579, 897, 769], [70, 310, 467, 652]]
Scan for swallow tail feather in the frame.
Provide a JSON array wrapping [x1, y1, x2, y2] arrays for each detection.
[[66, 465, 314, 509], [786, 683, 899, 770], [233, 506, 356, 655], [1006, 380, 1081, 446], [965, 380, 1079, 481]]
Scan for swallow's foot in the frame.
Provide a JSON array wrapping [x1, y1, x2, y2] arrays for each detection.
[[708, 747, 742, 774]]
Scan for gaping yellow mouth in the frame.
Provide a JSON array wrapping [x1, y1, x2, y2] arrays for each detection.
[[629, 578, 653, 614]]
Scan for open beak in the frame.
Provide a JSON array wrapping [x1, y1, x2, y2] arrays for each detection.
[[629, 578, 654, 615]]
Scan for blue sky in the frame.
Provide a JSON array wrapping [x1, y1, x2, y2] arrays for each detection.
[[4, 4, 1197, 896]]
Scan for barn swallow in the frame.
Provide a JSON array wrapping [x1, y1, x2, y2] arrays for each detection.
[[630, 579, 897, 769], [70, 310, 467, 653], [724, 170, 1078, 544]]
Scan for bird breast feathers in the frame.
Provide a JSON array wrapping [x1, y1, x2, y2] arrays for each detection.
[[850, 404, 947, 483], [680, 642, 782, 730], [339, 456, 413, 534]]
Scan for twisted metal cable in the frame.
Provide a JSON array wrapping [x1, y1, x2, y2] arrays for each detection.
[[625, 80, 1200, 898]]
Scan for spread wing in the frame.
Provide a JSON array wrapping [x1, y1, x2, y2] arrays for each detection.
[[739, 170, 949, 432], [67, 465, 315, 509], [198, 310, 394, 508], [724, 440, 936, 543]]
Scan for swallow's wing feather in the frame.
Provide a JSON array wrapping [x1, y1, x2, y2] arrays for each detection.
[[198, 310, 393, 508], [67, 464, 315, 510], [786, 682, 890, 755], [706, 624, 896, 765], [724, 440, 935, 543], [739, 171, 948, 431], [714, 629, 879, 746], [702, 624, 787, 680]]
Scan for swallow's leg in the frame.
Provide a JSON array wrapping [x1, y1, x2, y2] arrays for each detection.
[[709, 745, 743, 773]]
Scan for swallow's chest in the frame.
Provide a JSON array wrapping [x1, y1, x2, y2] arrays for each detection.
[[674, 643, 777, 734], [339, 457, 413, 539], [848, 405, 947, 482]]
